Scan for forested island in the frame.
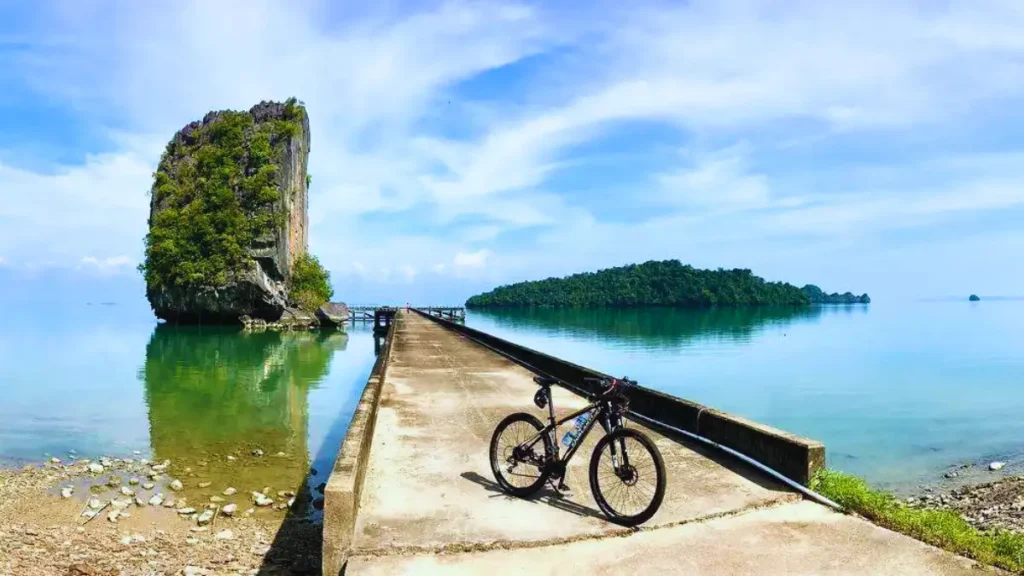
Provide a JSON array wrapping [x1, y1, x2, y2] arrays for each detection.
[[465, 260, 870, 308]]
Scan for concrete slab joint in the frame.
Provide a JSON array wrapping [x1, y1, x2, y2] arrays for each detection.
[[322, 314, 396, 576]]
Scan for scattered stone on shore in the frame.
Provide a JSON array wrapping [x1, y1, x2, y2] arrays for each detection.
[[944, 471, 958, 479], [61, 486, 73, 498], [121, 486, 135, 497], [129, 477, 140, 485], [221, 503, 238, 516], [107, 510, 120, 523], [275, 452, 287, 457], [215, 529, 234, 540], [911, 475, 1024, 533], [990, 461, 1006, 471], [169, 479, 183, 491], [226, 455, 236, 462], [209, 495, 225, 503], [135, 496, 147, 507], [252, 492, 273, 507], [162, 497, 176, 508], [142, 482, 155, 490], [197, 509, 214, 525], [87, 462, 104, 474], [223, 487, 237, 496], [50, 457, 61, 464], [287, 497, 296, 508], [177, 507, 197, 515], [277, 490, 295, 498], [106, 477, 119, 487], [88, 498, 102, 510], [252, 449, 264, 457], [198, 481, 212, 489], [148, 494, 164, 506]]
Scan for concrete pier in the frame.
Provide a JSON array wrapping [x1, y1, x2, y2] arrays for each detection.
[[326, 311, 982, 575]]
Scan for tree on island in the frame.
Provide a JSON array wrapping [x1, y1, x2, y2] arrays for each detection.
[[970, 294, 981, 302], [465, 260, 870, 308]]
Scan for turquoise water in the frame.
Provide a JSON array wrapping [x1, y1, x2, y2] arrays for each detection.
[[0, 304, 377, 501], [467, 302, 1024, 492], [1, 300, 1021, 494]]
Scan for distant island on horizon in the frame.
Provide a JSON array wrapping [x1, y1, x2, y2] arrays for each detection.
[[465, 260, 870, 308]]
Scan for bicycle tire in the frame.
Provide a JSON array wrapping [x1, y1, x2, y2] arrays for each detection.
[[489, 412, 553, 498], [589, 427, 666, 526]]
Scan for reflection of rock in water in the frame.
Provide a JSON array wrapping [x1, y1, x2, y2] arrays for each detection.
[[142, 326, 347, 500], [473, 306, 824, 349]]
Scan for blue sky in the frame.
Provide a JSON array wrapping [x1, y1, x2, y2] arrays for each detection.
[[2, 0, 1024, 306]]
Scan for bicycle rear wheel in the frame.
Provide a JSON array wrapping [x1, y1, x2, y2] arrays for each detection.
[[489, 412, 553, 497], [589, 427, 666, 526]]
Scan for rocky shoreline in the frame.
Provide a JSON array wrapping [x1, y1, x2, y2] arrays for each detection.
[[0, 453, 323, 575], [908, 474, 1024, 534]]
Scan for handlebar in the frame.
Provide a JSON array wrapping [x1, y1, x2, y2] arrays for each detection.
[[582, 375, 636, 397]]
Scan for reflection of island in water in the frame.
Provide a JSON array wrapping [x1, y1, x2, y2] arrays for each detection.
[[472, 306, 827, 349], [142, 326, 347, 505]]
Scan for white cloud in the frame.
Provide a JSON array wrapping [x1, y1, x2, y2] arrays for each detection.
[[78, 255, 135, 274], [6, 0, 1024, 300], [454, 249, 490, 269]]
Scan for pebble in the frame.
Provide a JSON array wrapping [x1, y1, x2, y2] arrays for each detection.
[[945, 471, 958, 479], [252, 449, 264, 457], [129, 477, 140, 485], [990, 461, 1006, 471], [209, 495, 225, 503], [135, 496, 147, 507], [121, 486, 135, 497], [197, 510, 214, 525], [169, 479, 183, 491], [88, 498, 102, 510], [215, 529, 234, 540], [107, 510, 120, 523], [275, 452, 286, 457], [277, 490, 295, 498], [287, 497, 295, 508], [177, 507, 197, 515], [223, 487, 237, 496], [190, 527, 208, 532], [221, 503, 238, 516], [142, 482, 155, 490], [244, 508, 255, 517], [185, 537, 199, 545], [50, 457, 61, 464], [106, 477, 120, 488], [198, 481, 212, 489], [61, 486, 74, 499], [81, 510, 97, 519], [140, 459, 150, 466], [87, 462, 104, 474], [163, 497, 177, 508], [111, 499, 131, 510], [148, 494, 164, 506], [184, 567, 210, 576], [252, 492, 274, 507], [226, 455, 236, 462], [120, 536, 132, 545]]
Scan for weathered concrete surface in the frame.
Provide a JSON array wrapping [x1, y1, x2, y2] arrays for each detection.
[[345, 311, 983, 574], [348, 501, 983, 575]]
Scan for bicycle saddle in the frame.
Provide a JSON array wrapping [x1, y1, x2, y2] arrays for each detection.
[[533, 375, 558, 387]]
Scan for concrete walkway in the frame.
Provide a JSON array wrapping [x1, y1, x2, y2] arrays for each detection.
[[346, 312, 984, 574]]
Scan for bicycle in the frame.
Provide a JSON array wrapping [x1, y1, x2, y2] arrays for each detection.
[[488, 374, 666, 526]]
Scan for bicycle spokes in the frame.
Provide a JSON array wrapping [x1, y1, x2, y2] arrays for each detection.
[[497, 420, 546, 488], [594, 435, 660, 518]]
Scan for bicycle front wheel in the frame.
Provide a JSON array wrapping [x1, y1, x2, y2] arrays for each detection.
[[589, 427, 666, 526]]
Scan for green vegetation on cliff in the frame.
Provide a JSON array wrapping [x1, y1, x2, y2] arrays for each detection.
[[811, 470, 1024, 573], [465, 260, 869, 308], [139, 98, 305, 293], [288, 253, 333, 311]]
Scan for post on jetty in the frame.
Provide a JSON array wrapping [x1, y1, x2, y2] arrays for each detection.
[[372, 307, 396, 334], [416, 306, 466, 321]]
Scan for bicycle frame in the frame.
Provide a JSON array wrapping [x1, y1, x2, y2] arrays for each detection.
[[519, 390, 625, 469]]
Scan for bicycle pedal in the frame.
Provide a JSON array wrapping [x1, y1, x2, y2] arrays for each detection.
[[557, 483, 571, 493]]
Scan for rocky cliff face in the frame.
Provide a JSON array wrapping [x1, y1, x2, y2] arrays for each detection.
[[142, 99, 311, 323]]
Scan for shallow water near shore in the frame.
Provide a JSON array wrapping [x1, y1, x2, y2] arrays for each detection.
[[467, 300, 1024, 493], [2, 299, 1022, 499], [0, 303, 378, 517]]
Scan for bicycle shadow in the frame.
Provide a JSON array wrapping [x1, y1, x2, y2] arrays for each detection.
[[460, 471, 607, 521]]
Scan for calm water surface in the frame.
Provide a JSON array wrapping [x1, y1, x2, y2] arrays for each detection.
[[468, 301, 1024, 492], [1, 300, 1021, 495], [0, 304, 377, 510]]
